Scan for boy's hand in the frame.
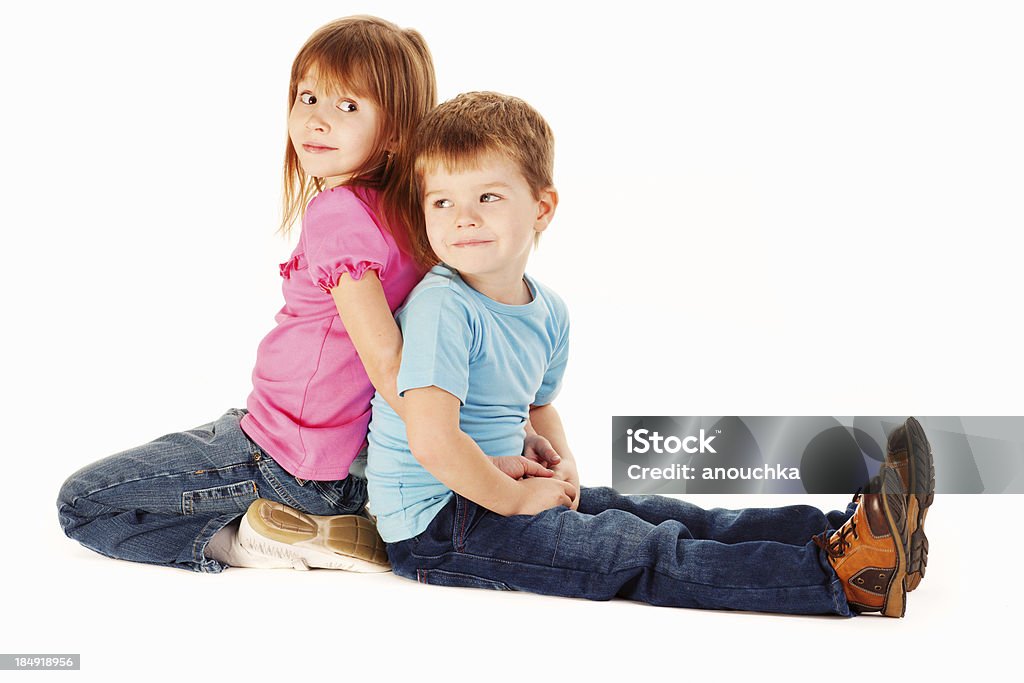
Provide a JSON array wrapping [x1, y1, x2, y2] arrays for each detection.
[[491, 455, 555, 481], [548, 459, 580, 511], [523, 434, 561, 467], [507, 477, 577, 516]]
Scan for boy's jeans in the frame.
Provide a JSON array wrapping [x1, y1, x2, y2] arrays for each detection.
[[57, 408, 368, 573], [387, 488, 857, 616]]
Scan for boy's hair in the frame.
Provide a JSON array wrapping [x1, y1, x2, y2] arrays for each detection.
[[399, 91, 555, 266], [280, 15, 437, 237]]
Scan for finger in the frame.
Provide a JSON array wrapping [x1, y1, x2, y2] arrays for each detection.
[[535, 442, 559, 462], [520, 457, 553, 477]]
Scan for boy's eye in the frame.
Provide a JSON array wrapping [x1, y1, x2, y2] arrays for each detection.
[[480, 193, 501, 203], [338, 100, 357, 112], [300, 92, 317, 105], [432, 199, 453, 209]]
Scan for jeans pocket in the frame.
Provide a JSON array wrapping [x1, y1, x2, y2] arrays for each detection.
[[453, 495, 488, 551], [417, 568, 512, 591], [182, 480, 258, 516]]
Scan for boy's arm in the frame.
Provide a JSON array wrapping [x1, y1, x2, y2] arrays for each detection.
[[405, 386, 576, 515], [528, 403, 580, 511], [333, 275, 554, 481]]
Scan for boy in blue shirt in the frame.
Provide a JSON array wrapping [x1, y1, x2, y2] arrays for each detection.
[[249, 92, 934, 617]]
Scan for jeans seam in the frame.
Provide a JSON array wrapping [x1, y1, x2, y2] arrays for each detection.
[[256, 458, 306, 512], [181, 480, 257, 516], [406, 544, 838, 593], [310, 478, 365, 513], [551, 513, 565, 567], [454, 497, 469, 552], [70, 463, 252, 504], [191, 512, 244, 571]]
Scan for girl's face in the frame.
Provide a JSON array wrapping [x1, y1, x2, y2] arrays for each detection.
[[288, 70, 382, 188]]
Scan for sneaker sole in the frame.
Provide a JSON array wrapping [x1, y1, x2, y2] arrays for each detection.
[[902, 417, 934, 591], [242, 498, 391, 573], [878, 466, 909, 618]]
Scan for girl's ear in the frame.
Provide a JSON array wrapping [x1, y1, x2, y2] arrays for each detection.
[[533, 187, 559, 233]]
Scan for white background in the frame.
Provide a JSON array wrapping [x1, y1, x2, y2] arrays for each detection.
[[1, 1, 1021, 680]]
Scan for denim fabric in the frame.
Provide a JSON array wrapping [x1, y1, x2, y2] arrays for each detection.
[[57, 408, 368, 573], [387, 486, 857, 616]]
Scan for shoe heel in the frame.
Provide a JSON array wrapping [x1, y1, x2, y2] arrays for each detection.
[[906, 526, 929, 591], [880, 468, 909, 618], [906, 417, 935, 591], [321, 515, 390, 566], [244, 499, 318, 544]]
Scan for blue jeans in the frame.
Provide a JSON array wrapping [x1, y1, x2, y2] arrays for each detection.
[[56, 408, 368, 573], [387, 487, 857, 616]]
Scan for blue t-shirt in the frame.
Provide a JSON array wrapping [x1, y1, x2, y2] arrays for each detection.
[[366, 264, 570, 542]]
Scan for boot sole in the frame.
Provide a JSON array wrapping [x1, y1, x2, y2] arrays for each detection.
[[902, 417, 934, 591], [242, 498, 391, 572], [878, 466, 909, 618]]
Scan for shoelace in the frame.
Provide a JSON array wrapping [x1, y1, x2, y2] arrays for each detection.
[[813, 518, 859, 559]]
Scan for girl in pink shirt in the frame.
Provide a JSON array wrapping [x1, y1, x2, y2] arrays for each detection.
[[56, 16, 454, 573]]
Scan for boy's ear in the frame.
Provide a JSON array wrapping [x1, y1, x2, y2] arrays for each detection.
[[533, 187, 559, 233]]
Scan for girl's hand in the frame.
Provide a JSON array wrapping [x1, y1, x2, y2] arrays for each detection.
[[523, 434, 561, 468], [491, 455, 555, 481]]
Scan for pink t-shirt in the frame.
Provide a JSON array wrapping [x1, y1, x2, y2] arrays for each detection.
[[241, 186, 424, 480]]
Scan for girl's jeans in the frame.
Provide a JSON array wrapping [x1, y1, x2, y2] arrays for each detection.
[[387, 489, 858, 616], [56, 408, 368, 573]]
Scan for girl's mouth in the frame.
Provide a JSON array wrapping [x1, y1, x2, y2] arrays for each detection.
[[302, 143, 337, 153]]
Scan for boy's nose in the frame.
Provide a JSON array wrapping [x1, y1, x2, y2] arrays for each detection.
[[455, 208, 481, 229]]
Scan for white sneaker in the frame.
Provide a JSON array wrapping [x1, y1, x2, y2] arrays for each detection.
[[238, 498, 391, 573]]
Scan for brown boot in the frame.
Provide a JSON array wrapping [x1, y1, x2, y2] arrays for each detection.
[[886, 417, 934, 591], [815, 466, 909, 617]]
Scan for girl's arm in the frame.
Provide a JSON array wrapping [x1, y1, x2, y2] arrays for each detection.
[[332, 273, 559, 483], [330, 271, 406, 421], [405, 386, 576, 516]]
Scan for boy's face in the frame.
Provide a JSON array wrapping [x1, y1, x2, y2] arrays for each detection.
[[421, 153, 556, 286]]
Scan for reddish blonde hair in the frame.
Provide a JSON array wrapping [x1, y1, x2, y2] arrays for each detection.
[[398, 91, 556, 266], [280, 16, 436, 240]]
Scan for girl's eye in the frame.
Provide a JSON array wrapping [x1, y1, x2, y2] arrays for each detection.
[[338, 100, 358, 112], [432, 199, 453, 209], [300, 93, 317, 105], [480, 193, 501, 203]]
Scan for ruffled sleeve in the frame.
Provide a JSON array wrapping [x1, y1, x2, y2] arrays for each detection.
[[301, 187, 390, 295]]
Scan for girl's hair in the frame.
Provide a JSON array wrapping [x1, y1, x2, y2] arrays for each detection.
[[280, 16, 436, 238]]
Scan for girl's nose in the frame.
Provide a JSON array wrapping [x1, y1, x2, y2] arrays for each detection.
[[305, 111, 329, 132]]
